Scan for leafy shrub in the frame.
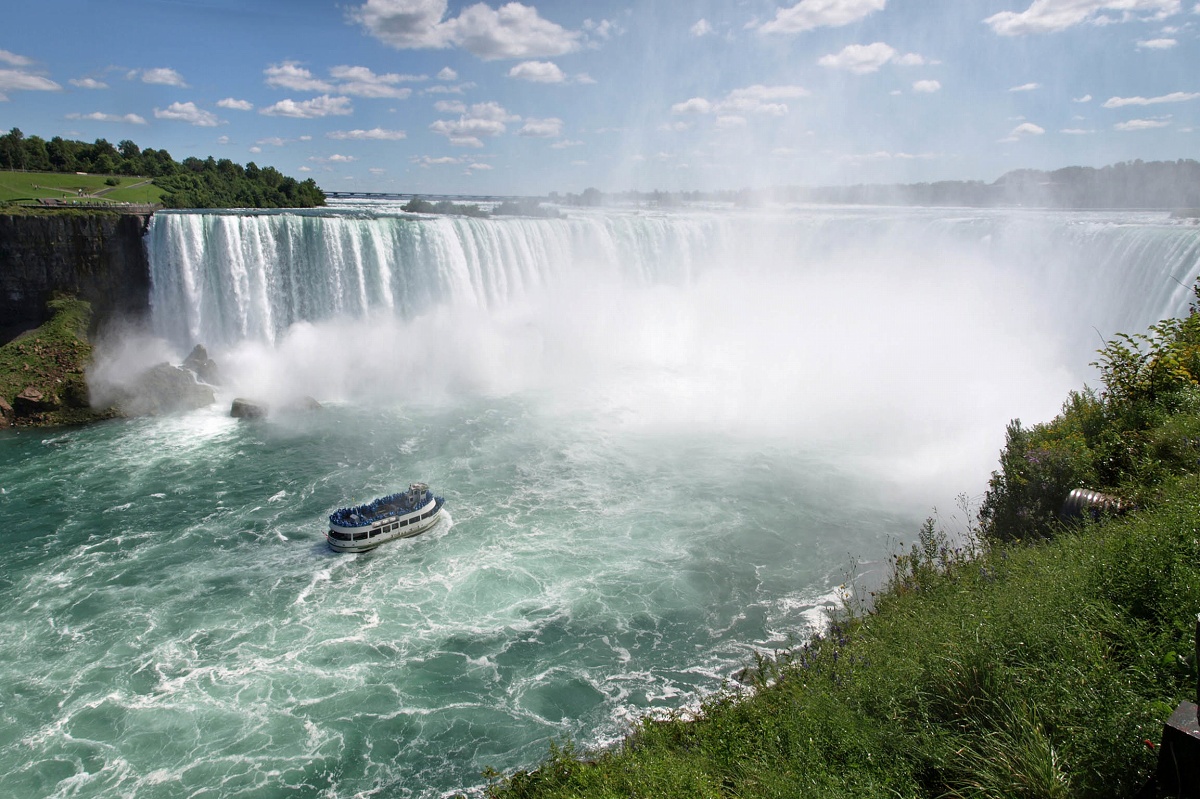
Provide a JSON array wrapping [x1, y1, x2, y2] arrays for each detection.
[[980, 283, 1200, 541]]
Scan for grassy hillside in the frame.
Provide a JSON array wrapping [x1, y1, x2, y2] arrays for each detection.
[[0, 170, 165, 206], [486, 293, 1200, 798], [0, 295, 113, 427]]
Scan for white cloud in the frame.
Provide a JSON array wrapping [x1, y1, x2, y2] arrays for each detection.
[[818, 42, 897, 73], [1061, 127, 1096, 134], [154, 101, 221, 126], [672, 85, 808, 119], [1138, 36, 1178, 47], [551, 138, 583, 148], [260, 95, 354, 118], [265, 62, 334, 92], [468, 161, 493, 170], [1000, 121, 1046, 141], [217, 97, 254, 111], [369, 167, 387, 175], [350, 0, 581, 60], [759, 0, 887, 33], [329, 64, 419, 98], [438, 66, 458, 80], [518, 116, 563, 137], [413, 155, 464, 166], [249, 146, 263, 153], [430, 100, 519, 141], [894, 52, 929, 66], [582, 17, 620, 40], [1115, 117, 1172, 130], [257, 137, 289, 146], [1074, 94, 1093, 102], [132, 67, 187, 87], [671, 97, 714, 114], [715, 115, 748, 129], [691, 18, 713, 36], [310, 153, 359, 163], [0, 68, 61, 98], [1009, 82, 1041, 92], [838, 150, 936, 164], [70, 77, 108, 90], [913, 79, 941, 93], [985, 0, 1181, 35], [217, 135, 230, 144], [0, 49, 33, 66], [65, 111, 146, 124], [1103, 91, 1200, 107], [575, 72, 596, 84], [435, 99, 467, 113], [507, 60, 566, 83], [327, 127, 408, 140]]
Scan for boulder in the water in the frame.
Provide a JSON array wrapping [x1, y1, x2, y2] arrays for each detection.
[[118, 363, 215, 416], [289, 395, 323, 412], [0, 396, 13, 427], [182, 344, 222, 386], [230, 397, 269, 419]]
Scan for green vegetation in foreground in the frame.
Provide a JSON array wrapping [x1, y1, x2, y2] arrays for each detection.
[[0, 128, 324, 209], [486, 291, 1200, 797], [0, 296, 112, 427]]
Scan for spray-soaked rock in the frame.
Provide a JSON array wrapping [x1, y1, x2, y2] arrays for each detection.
[[116, 363, 215, 416], [182, 344, 222, 386], [230, 398, 268, 419]]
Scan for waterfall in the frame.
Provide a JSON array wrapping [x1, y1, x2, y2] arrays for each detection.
[[146, 206, 1200, 357]]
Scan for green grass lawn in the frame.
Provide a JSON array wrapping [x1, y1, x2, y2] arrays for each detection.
[[0, 170, 164, 205]]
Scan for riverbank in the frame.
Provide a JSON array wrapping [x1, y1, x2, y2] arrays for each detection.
[[485, 293, 1200, 797], [0, 295, 115, 427]]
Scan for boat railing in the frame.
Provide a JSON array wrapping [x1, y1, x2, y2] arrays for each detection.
[[328, 490, 436, 528]]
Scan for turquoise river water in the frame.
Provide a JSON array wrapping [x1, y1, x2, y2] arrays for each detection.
[[2, 204, 1198, 797]]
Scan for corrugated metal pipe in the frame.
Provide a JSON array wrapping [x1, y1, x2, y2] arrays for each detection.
[[1060, 488, 1130, 520]]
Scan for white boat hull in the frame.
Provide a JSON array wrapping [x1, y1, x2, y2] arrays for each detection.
[[326, 496, 444, 553]]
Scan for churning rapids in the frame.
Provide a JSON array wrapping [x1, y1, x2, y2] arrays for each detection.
[[2, 202, 1198, 798]]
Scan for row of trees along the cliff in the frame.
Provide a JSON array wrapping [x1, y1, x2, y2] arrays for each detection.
[[0, 128, 324, 209]]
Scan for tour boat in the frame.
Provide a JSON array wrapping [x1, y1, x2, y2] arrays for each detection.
[[326, 483, 445, 553]]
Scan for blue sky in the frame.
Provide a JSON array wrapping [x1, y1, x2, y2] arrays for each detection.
[[2, 0, 1198, 195]]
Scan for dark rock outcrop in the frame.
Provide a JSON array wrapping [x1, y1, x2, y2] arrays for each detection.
[[117, 363, 215, 416], [0, 396, 12, 427], [230, 397, 268, 419], [13, 386, 60, 416], [182, 344, 222, 385], [0, 212, 151, 341]]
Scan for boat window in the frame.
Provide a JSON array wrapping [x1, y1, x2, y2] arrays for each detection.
[[353, 532, 369, 541], [329, 530, 352, 541]]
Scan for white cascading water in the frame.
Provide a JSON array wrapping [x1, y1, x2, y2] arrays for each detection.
[[147, 206, 1200, 354]]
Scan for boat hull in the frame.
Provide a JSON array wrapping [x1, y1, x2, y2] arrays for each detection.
[[326, 497, 445, 553]]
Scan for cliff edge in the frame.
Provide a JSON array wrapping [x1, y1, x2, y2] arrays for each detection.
[[0, 210, 152, 344]]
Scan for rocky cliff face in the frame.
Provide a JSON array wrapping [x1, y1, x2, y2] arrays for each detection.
[[0, 212, 152, 338]]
